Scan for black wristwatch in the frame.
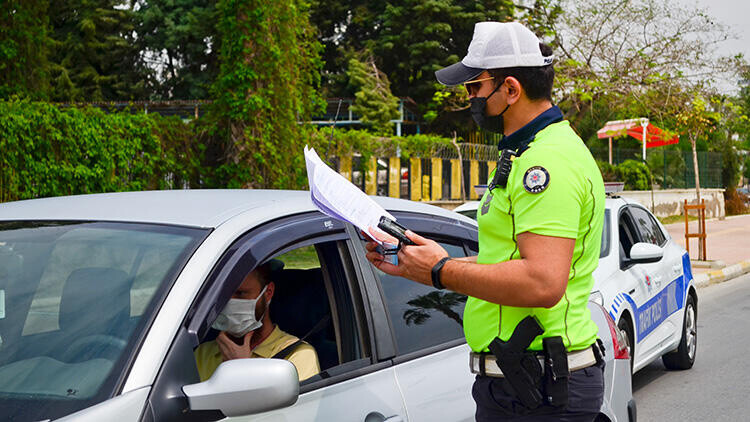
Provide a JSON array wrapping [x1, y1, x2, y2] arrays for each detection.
[[431, 256, 451, 290]]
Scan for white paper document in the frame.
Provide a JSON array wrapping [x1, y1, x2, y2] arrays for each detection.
[[304, 146, 395, 240]]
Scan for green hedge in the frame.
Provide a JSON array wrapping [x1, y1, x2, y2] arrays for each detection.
[[596, 159, 652, 190], [0, 100, 199, 202], [0, 101, 457, 202]]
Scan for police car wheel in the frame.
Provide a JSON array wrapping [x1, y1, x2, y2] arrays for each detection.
[[617, 318, 634, 375], [662, 294, 697, 370]]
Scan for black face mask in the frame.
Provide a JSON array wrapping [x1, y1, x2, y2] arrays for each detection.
[[470, 82, 510, 133]]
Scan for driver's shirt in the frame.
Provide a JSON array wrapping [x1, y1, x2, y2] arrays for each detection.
[[194, 325, 320, 381]]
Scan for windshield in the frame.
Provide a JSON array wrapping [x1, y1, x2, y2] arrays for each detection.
[[0, 221, 207, 420]]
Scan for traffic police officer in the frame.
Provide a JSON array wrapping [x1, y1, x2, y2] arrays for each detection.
[[365, 22, 606, 421]]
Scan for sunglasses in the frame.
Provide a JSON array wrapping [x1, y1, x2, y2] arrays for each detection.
[[463, 76, 495, 95]]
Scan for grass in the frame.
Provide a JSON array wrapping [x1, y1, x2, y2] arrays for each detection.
[[658, 214, 699, 225], [276, 245, 320, 269]]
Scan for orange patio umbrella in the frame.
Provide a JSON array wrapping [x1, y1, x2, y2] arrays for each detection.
[[597, 118, 679, 164]]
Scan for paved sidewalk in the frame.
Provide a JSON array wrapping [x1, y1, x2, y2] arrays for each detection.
[[664, 214, 750, 286]]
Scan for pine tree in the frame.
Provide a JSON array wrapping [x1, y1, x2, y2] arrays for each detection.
[[0, 0, 51, 99], [135, 0, 218, 99], [48, 0, 148, 101]]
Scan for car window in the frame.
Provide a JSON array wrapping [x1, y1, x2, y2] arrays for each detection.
[[628, 206, 666, 246], [271, 242, 364, 375], [457, 209, 477, 220], [371, 241, 468, 355], [0, 221, 206, 421], [618, 210, 639, 260], [600, 209, 611, 258], [194, 237, 368, 385]]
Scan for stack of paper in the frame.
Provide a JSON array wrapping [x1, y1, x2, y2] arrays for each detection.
[[304, 146, 395, 241]]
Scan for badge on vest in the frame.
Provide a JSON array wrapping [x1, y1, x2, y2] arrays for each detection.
[[523, 166, 550, 194]]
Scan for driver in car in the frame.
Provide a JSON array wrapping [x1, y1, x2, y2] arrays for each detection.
[[194, 260, 320, 381]]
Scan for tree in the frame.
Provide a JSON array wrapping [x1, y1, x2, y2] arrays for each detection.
[[373, 0, 515, 106], [48, 0, 148, 101], [403, 291, 467, 327], [674, 94, 719, 263], [204, 0, 323, 189], [528, 0, 742, 124], [0, 1, 50, 99], [135, 0, 219, 99], [347, 54, 399, 135], [310, 1, 515, 110], [708, 96, 748, 190]]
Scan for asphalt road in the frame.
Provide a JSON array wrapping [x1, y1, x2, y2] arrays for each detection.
[[632, 273, 750, 421]]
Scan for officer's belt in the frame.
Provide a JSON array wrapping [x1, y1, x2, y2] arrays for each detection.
[[469, 346, 596, 377]]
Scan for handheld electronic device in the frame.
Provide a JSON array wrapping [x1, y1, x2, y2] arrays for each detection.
[[377, 216, 416, 246]]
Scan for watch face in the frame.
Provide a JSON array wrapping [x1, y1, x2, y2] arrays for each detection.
[[523, 166, 550, 194]]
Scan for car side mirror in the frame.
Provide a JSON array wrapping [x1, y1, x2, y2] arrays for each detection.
[[183, 358, 299, 417], [628, 242, 663, 264]]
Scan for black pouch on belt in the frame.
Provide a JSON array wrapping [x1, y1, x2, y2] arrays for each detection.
[[542, 336, 569, 407]]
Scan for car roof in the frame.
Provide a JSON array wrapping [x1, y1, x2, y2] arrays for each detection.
[[0, 190, 470, 229]]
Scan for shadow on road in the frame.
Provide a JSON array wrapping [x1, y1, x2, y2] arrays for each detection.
[[631, 361, 670, 392]]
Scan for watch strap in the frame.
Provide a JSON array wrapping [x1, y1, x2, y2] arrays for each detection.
[[431, 256, 451, 290]]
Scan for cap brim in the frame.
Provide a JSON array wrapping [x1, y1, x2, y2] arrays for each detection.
[[264, 258, 285, 273], [435, 62, 483, 86]]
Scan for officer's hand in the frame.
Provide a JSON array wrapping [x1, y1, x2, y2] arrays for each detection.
[[216, 331, 253, 362], [365, 229, 449, 286], [396, 230, 449, 285], [364, 227, 403, 276]]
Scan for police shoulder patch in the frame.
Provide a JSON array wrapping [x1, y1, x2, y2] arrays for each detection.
[[523, 166, 550, 194]]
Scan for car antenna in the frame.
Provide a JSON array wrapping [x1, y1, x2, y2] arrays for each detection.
[[325, 99, 343, 162]]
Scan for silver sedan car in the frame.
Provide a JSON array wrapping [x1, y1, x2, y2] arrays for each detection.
[[0, 191, 632, 421]]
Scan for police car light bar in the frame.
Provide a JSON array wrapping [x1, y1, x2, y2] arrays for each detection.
[[604, 182, 624, 196]]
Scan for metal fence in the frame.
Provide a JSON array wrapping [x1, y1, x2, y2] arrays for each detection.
[[337, 145, 726, 202], [589, 148, 724, 189]]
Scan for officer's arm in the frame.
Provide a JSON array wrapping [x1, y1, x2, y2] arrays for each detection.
[[365, 230, 570, 308], [441, 231, 573, 308], [452, 256, 478, 263]]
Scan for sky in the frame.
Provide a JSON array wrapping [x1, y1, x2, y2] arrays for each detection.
[[684, 0, 749, 59], [676, 0, 750, 92]]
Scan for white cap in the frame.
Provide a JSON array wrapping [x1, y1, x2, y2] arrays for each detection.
[[435, 22, 553, 86]]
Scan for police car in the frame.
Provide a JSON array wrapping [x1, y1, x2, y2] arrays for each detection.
[[454, 193, 697, 376]]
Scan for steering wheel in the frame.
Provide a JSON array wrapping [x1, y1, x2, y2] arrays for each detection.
[[60, 334, 127, 363]]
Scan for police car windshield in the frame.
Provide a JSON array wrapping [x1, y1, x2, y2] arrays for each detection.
[[0, 221, 207, 421]]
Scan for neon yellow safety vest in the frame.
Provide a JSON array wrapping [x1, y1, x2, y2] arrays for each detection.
[[464, 119, 605, 352]]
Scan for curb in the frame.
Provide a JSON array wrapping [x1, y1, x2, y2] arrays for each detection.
[[694, 260, 750, 288]]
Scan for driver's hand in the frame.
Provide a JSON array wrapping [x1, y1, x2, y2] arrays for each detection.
[[216, 331, 253, 361]]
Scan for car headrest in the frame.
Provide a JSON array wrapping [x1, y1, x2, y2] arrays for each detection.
[[59, 267, 131, 334], [269, 268, 330, 338]]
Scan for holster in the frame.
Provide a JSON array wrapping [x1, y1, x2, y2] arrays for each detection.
[[542, 336, 569, 407], [487, 316, 545, 409]]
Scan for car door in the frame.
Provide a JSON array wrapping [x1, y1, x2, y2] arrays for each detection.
[[349, 212, 478, 422], [626, 206, 684, 357], [616, 206, 653, 367], [145, 213, 408, 422]]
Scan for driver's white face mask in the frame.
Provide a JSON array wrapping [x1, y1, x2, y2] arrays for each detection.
[[212, 285, 268, 337]]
